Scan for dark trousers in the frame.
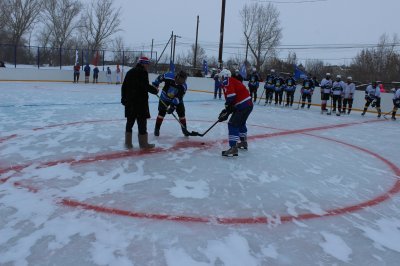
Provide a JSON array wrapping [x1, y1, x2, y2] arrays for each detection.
[[73, 72, 80, 82], [126, 116, 147, 135], [265, 89, 274, 103], [286, 91, 294, 106], [214, 86, 222, 99], [332, 95, 342, 112], [249, 87, 258, 102], [274, 91, 283, 105], [301, 94, 312, 107], [342, 98, 353, 113]]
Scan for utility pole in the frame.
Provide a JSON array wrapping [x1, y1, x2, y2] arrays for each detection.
[[218, 0, 226, 69], [173, 34, 181, 64], [193, 15, 199, 70], [150, 39, 154, 59], [170, 31, 174, 63]]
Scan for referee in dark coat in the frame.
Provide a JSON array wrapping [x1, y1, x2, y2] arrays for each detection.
[[121, 56, 158, 149]]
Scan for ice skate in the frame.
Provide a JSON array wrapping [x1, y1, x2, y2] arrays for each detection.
[[236, 141, 248, 150], [222, 146, 238, 157]]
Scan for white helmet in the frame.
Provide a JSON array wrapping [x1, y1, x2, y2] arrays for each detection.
[[271, 69, 275, 73], [326, 73, 331, 76], [347, 76, 352, 81], [336, 74, 341, 79], [219, 69, 231, 79]]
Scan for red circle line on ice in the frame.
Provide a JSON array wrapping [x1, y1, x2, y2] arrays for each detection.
[[1, 118, 399, 225]]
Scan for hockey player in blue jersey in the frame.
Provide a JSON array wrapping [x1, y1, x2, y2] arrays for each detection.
[[264, 69, 275, 105], [274, 73, 286, 106], [247, 68, 260, 102], [284, 74, 296, 107], [213, 70, 222, 99], [152, 70, 189, 136], [300, 76, 314, 109]]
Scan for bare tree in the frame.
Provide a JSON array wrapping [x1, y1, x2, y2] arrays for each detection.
[[178, 44, 206, 68], [81, 0, 122, 51], [41, 0, 82, 49], [350, 34, 400, 83], [5, 0, 43, 46], [305, 59, 325, 78], [240, 2, 282, 72]]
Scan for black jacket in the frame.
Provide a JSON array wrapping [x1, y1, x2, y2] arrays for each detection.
[[121, 64, 158, 118]]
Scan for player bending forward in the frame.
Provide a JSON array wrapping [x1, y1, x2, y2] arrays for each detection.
[[218, 69, 253, 157]]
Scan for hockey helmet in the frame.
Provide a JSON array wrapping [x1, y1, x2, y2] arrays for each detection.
[[175, 70, 188, 84], [326, 73, 331, 77], [336, 74, 341, 79], [219, 69, 231, 79], [347, 76, 352, 81]]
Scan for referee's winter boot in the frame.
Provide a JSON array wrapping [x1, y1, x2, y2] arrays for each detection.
[[125, 132, 133, 149], [138, 133, 155, 149]]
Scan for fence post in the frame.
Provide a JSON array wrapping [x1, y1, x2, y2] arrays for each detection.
[[37, 46, 40, 69], [14, 45, 17, 68], [59, 47, 62, 70], [102, 50, 105, 71]]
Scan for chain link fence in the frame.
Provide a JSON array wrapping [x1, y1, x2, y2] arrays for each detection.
[[0, 44, 157, 71]]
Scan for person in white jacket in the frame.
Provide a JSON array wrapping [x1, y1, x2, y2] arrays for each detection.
[[390, 87, 400, 120], [319, 73, 333, 113], [331, 75, 346, 116], [342, 76, 356, 114], [361, 81, 382, 117]]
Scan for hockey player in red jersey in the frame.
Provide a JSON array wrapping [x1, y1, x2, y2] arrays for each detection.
[[217, 69, 253, 157]]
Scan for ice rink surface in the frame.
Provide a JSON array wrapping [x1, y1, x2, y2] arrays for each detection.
[[1, 81, 400, 266]]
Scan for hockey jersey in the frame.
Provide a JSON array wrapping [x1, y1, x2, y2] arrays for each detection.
[[153, 72, 187, 105], [343, 82, 356, 98], [222, 77, 252, 110], [320, 78, 333, 94], [365, 85, 381, 99], [332, 81, 346, 96]]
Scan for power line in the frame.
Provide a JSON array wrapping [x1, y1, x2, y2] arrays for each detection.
[[254, 0, 328, 4]]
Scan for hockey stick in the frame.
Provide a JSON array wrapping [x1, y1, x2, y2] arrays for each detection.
[[191, 120, 220, 137], [155, 94, 197, 136], [294, 93, 302, 110], [383, 110, 393, 120]]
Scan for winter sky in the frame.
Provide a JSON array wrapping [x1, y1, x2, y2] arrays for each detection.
[[109, 0, 400, 65]]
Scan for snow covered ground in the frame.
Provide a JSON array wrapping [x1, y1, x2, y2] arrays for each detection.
[[1, 81, 400, 266]]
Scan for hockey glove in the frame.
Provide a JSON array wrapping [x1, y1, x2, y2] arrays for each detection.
[[225, 104, 235, 113], [167, 105, 175, 114], [394, 99, 400, 107], [218, 109, 229, 122], [371, 100, 377, 108]]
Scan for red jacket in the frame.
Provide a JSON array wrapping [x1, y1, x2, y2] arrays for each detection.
[[222, 77, 252, 109]]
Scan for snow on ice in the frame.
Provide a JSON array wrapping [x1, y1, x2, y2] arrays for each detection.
[[1, 81, 400, 265]]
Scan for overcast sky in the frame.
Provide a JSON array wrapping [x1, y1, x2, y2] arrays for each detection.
[[111, 0, 400, 65]]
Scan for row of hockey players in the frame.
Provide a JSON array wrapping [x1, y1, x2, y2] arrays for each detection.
[[243, 69, 400, 119], [121, 57, 252, 156], [245, 69, 320, 108], [321, 73, 400, 119]]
